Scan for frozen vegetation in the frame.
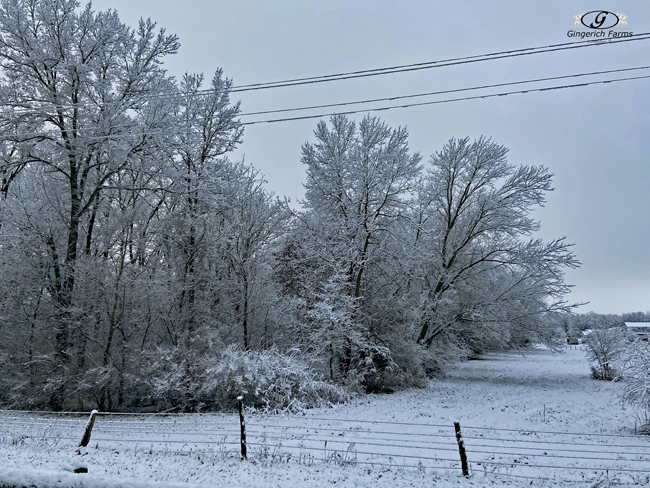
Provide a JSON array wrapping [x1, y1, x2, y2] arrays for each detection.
[[0, 3, 648, 487], [0, 0, 580, 413]]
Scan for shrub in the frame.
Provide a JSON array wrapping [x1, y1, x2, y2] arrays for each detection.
[[201, 346, 350, 412], [144, 341, 350, 413], [617, 341, 650, 432], [585, 328, 624, 380]]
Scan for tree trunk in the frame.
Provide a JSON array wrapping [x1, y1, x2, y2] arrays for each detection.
[[242, 275, 250, 351]]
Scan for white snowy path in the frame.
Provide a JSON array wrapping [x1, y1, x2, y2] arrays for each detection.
[[1, 347, 649, 487]]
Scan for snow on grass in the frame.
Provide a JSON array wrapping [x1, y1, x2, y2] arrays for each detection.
[[1, 347, 649, 487]]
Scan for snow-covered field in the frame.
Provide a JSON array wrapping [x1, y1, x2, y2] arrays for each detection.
[[1, 346, 649, 487]]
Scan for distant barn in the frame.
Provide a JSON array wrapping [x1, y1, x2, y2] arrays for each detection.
[[625, 322, 650, 341]]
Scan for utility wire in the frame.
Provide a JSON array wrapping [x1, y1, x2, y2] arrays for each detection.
[[230, 34, 650, 89], [186, 33, 650, 97], [3, 33, 650, 114], [228, 34, 650, 93], [29, 65, 647, 137], [241, 73, 650, 125], [237, 66, 650, 117], [2, 71, 648, 140]]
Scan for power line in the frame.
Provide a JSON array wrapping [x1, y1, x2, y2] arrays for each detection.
[[3, 33, 650, 115], [3, 70, 648, 140], [34, 65, 645, 136], [232, 36, 639, 88], [228, 34, 650, 93], [237, 66, 650, 117], [241, 73, 650, 125]]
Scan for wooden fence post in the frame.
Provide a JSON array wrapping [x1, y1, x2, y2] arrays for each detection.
[[454, 422, 469, 477], [79, 410, 98, 448], [238, 396, 247, 460]]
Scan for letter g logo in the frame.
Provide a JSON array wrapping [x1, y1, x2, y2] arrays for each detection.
[[580, 11, 620, 29]]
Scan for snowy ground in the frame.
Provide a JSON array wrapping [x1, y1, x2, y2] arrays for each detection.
[[1, 346, 649, 487]]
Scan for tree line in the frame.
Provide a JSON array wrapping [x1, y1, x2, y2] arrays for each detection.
[[559, 311, 650, 343], [0, 0, 579, 411]]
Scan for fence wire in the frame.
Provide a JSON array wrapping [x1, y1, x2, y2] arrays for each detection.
[[1, 410, 649, 482]]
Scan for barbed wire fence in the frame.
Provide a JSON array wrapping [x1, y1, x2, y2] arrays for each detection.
[[1, 408, 649, 484]]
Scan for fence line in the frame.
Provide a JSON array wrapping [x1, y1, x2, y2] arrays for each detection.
[[14, 432, 647, 460], [7, 424, 647, 452], [473, 461, 650, 473], [462, 442, 650, 456], [275, 416, 453, 429], [462, 434, 650, 449], [1, 410, 644, 438], [2, 410, 649, 482], [245, 441, 463, 463], [251, 415, 644, 438], [3, 418, 649, 452], [226, 423, 456, 438], [462, 425, 645, 438], [244, 433, 460, 451], [3, 418, 648, 451], [13, 429, 648, 462]]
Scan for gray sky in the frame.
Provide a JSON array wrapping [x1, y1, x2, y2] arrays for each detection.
[[93, 0, 650, 314]]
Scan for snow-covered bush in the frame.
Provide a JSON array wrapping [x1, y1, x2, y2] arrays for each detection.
[[144, 341, 350, 413], [423, 330, 471, 377], [585, 328, 624, 380], [361, 339, 428, 392], [617, 341, 650, 432], [201, 346, 350, 412]]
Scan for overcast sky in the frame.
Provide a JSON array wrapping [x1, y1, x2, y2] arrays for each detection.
[[92, 0, 650, 314]]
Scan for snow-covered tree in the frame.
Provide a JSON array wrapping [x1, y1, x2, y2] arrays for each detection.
[[284, 115, 420, 385], [585, 327, 624, 380], [301, 114, 421, 299], [222, 164, 289, 351], [414, 136, 579, 347], [617, 340, 650, 431], [156, 70, 242, 343], [0, 7, 584, 410], [0, 0, 180, 409]]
